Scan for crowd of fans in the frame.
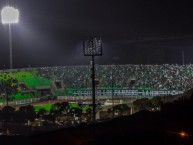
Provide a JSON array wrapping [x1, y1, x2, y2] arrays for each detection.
[[39, 64, 193, 91]]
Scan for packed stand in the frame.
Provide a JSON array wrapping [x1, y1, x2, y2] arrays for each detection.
[[39, 64, 193, 91]]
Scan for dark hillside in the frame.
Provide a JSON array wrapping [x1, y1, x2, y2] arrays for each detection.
[[2, 91, 193, 145]]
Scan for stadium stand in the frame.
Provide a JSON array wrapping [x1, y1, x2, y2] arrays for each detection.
[[39, 64, 193, 90], [0, 64, 193, 103]]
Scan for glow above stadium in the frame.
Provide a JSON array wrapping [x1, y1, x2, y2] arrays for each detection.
[[1, 6, 19, 24]]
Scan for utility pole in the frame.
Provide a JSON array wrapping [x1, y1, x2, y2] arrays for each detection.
[[182, 49, 185, 65]]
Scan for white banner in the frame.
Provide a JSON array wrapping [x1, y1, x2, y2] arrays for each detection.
[[72, 89, 183, 97]]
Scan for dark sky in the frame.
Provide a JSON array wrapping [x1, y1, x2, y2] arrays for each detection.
[[1, 0, 193, 69]]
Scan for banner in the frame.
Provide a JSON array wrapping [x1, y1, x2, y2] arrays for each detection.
[[68, 89, 183, 97]]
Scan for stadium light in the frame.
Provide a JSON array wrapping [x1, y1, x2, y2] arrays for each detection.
[[84, 37, 102, 56], [1, 6, 19, 69], [83, 37, 102, 122], [1, 6, 19, 24]]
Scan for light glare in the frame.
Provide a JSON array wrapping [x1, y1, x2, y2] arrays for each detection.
[[179, 131, 188, 137], [1, 6, 19, 24]]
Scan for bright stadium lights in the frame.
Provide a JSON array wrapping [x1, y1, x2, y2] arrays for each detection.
[[1, 6, 19, 24], [1, 6, 19, 69], [83, 37, 103, 122], [84, 37, 102, 56]]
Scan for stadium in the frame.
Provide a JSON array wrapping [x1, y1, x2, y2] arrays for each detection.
[[0, 64, 191, 111]]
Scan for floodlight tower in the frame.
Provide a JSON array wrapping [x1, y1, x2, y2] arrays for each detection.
[[1, 6, 19, 69], [83, 37, 102, 122]]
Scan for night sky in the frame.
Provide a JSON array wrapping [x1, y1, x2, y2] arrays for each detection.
[[1, 0, 193, 69]]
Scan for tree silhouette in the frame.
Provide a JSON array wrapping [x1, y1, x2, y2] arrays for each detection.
[[0, 110, 2, 121], [17, 105, 36, 123], [0, 78, 18, 106], [69, 107, 82, 120], [1, 106, 15, 122], [151, 96, 162, 110], [86, 108, 92, 121], [37, 108, 47, 118], [133, 98, 152, 110], [49, 102, 71, 122]]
